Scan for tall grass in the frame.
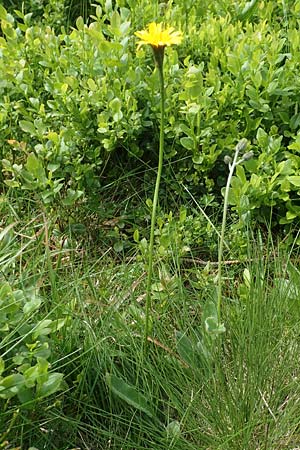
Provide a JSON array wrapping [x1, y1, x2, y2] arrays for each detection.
[[2, 199, 300, 450]]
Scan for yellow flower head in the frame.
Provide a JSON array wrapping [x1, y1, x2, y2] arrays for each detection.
[[135, 22, 182, 50]]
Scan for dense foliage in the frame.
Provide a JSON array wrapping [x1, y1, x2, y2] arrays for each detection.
[[1, 0, 300, 227]]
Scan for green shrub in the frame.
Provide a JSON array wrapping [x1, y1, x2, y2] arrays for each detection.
[[1, 1, 300, 228], [0, 3, 144, 205]]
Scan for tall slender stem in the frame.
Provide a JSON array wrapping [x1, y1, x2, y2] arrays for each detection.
[[144, 49, 165, 350], [217, 140, 246, 324]]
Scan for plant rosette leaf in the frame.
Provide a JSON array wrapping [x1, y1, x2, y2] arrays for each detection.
[[106, 373, 154, 418]]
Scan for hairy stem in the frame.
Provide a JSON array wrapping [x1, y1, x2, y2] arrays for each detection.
[[217, 143, 243, 324]]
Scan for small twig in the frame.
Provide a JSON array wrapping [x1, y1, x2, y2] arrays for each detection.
[[110, 272, 146, 307], [78, 431, 90, 450], [147, 336, 189, 368], [181, 255, 300, 267], [181, 257, 254, 266], [259, 389, 277, 422]]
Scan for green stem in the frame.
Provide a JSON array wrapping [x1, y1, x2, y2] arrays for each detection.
[[144, 50, 165, 350]]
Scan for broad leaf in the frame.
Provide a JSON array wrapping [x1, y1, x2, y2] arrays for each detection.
[[106, 373, 154, 418]]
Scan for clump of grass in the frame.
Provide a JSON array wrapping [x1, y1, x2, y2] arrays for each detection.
[[2, 198, 300, 450]]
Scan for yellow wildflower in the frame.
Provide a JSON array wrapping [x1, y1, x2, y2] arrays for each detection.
[[135, 22, 182, 50]]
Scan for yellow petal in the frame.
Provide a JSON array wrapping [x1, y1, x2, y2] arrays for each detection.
[[135, 22, 182, 49]]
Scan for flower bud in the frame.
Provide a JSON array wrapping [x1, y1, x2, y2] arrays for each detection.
[[242, 151, 254, 161], [224, 155, 232, 165], [235, 138, 248, 153]]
